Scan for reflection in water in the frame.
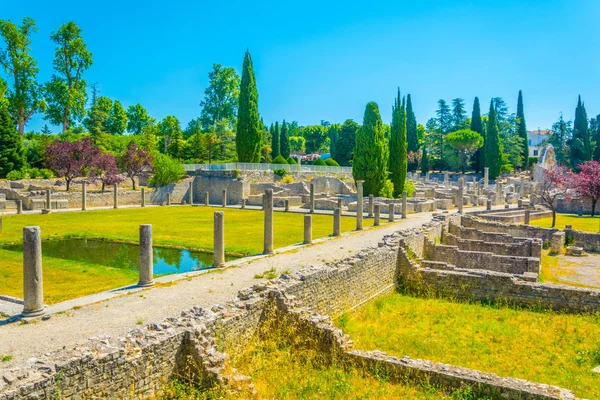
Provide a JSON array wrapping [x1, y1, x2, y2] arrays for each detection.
[[2, 239, 236, 275]]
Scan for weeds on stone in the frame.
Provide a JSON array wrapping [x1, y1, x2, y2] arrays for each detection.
[[0, 355, 12, 362], [253, 267, 278, 280]]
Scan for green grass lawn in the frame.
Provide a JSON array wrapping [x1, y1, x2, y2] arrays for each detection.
[[0, 206, 361, 303], [531, 213, 600, 232], [336, 292, 600, 399]]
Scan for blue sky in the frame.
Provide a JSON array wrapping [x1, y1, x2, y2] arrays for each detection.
[[3, 0, 600, 133]]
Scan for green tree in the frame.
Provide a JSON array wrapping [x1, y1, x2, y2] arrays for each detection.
[[389, 89, 407, 196], [451, 98, 467, 131], [289, 136, 306, 153], [485, 99, 502, 179], [550, 113, 572, 164], [302, 125, 328, 154], [516, 90, 529, 168], [200, 64, 240, 130], [571, 95, 592, 166], [331, 119, 358, 166], [83, 96, 112, 136], [236, 50, 261, 162], [470, 97, 484, 172], [271, 121, 280, 158], [108, 100, 127, 135], [353, 102, 388, 196], [280, 119, 290, 158], [0, 17, 45, 135], [158, 115, 182, 154], [44, 22, 92, 132], [126, 104, 154, 134], [406, 94, 418, 170], [421, 145, 429, 173], [149, 153, 185, 186], [446, 129, 483, 173], [0, 105, 25, 177], [592, 115, 600, 162]]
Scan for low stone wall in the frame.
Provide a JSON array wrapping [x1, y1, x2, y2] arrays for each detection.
[[449, 223, 532, 244], [565, 227, 600, 253], [442, 232, 542, 258], [461, 215, 557, 242]]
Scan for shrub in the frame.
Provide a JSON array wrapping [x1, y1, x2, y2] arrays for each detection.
[[281, 175, 293, 184], [149, 154, 185, 187], [404, 179, 416, 197], [272, 155, 288, 165], [379, 179, 394, 198], [529, 156, 539, 166], [28, 168, 41, 178], [39, 168, 55, 179], [325, 158, 340, 166], [287, 157, 297, 165], [312, 158, 326, 166], [273, 168, 287, 177], [6, 170, 22, 180]]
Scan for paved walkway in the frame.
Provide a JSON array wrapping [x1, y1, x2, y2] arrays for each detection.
[[0, 210, 443, 366]]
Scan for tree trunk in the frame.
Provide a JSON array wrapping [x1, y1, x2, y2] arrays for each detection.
[[131, 177, 136, 191], [102, 182, 105, 191], [551, 210, 556, 228], [66, 179, 71, 192], [592, 198, 597, 217], [18, 122, 25, 136]]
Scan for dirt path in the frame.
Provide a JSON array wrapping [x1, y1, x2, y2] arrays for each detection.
[[0, 211, 438, 366]]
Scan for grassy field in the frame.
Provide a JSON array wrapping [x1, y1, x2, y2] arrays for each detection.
[[531, 213, 600, 232], [0, 206, 360, 303], [336, 292, 600, 399]]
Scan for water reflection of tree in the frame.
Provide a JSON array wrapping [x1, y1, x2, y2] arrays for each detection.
[[107, 243, 137, 270], [154, 247, 184, 270]]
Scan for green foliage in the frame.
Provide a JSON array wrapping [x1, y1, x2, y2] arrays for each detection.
[[389, 89, 408, 197], [331, 119, 358, 166], [236, 50, 261, 162], [404, 179, 416, 197], [470, 97, 484, 172], [126, 104, 154, 135], [324, 158, 339, 166], [485, 99, 502, 179], [280, 120, 290, 158], [107, 100, 128, 135], [289, 135, 306, 153], [286, 156, 297, 165], [302, 125, 328, 154], [200, 64, 240, 130], [6, 170, 24, 180], [571, 95, 592, 166], [529, 156, 538, 166], [272, 168, 287, 177], [270, 122, 279, 158], [148, 154, 185, 187], [312, 157, 326, 166], [446, 129, 483, 173], [516, 90, 528, 168], [271, 155, 288, 164], [39, 168, 54, 179], [379, 179, 394, 199], [0, 105, 25, 177], [451, 98, 468, 131], [353, 102, 388, 196]]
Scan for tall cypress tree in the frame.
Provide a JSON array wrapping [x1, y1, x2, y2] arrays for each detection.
[[516, 90, 529, 168], [236, 50, 261, 162], [406, 94, 418, 170], [485, 99, 502, 179], [280, 120, 290, 158], [592, 114, 600, 162], [271, 121, 280, 158], [0, 105, 25, 178], [389, 89, 407, 197], [470, 97, 483, 172], [353, 102, 388, 196], [572, 95, 591, 166]]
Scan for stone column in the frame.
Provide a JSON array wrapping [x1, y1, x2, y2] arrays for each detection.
[[402, 191, 408, 219], [388, 203, 395, 222], [22, 226, 44, 317], [205, 192, 209, 207], [444, 171, 449, 185], [425, 171, 430, 182], [333, 208, 341, 236], [518, 199, 523, 208], [337, 198, 343, 211], [241, 199, 247, 209], [263, 189, 274, 254], [222, 189, 227, 208], [113, 184, 118, 209], [166, 193, 171, 206], [524, 210, 531, 225], [82, 182, 87, 211], [141, 187, 146, 207], [457, 178, 464, 214], [0, 217, 2, 233], [374, 204, 380, 226], [356, 180, 364, 230], [551, 231, 565, 255], [284, 199, 289, 212], [304, 215, 312, 244], [189, 181, 194, 205], [520, 177, 525, 197], [213, 212, 225, 267], [138, 224, 154, 287], [484, 167, 489, 189], [486, 197, 492, 211], [17, 200, 23, 214], [309, 183, 315, 213], [46, 190, 51, 210], [368, 194, 374, 217]]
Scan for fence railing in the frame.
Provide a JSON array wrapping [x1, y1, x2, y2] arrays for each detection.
[[184, 163, 353, 174]]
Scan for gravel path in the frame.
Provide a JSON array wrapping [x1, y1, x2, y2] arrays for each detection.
[[0, 211, 437, 366]]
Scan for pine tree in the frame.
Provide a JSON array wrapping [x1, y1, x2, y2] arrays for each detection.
[[0, 105, 25, 177], [516, 90, 529, 168], [280, 120, 290, 158], [470, 97, 483, 172], [271, 121, 280, 158], [406, 94, 418, 164], [353, 102, 388, 196], [451, 98, 467, 131], [485, 99, 502, 179], [236, 50, 261, 162], [571, 95, 591, 166], [389, 89, 407, 197]]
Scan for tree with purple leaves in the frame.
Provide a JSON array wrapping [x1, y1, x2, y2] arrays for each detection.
[[119, 142, 153, 190], [91, 153, 123, 191], [45, 137, 100, 191]]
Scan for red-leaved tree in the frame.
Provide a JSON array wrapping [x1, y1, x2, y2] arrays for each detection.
[[45, 138, 101, 191], [90, 153, 123, 191], [574, 161, 600, 217], [119, 142, 153, 190], [537, 166, 573, 227]]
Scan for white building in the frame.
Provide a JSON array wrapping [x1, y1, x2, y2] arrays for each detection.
[[527, 129, 553, 158]]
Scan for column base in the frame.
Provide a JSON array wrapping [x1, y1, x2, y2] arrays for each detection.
[[137, 280, 154, 287], [22, 307, 45, 318]]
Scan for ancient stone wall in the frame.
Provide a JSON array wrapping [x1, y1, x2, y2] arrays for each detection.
[[442, 232, 542, 258], [461, 215, 557, 241]]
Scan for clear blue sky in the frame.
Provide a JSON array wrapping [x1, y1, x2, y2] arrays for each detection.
[[4, 0, 600, 133]]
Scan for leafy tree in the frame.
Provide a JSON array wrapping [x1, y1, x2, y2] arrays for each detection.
[[421, 145, 429, 173], [108, 100, 127, 135], [126, 104, 154, 134], [331, 119, 358, 166], [571, 95, 592, 166], [591, 115, 600, 162], [119, 142, 153, 190], [149, 153, 185, 187], [0, 105, 25, 177], [236, 50, 261, 162], [271, 121, 280, 158], [302, 125, 328, 154], [44, 22, 92, 132], [446, 129, 483, 173], [40, 124, 52, 135], [353, 102, 388, 196], [183, 117, 202, 139], [451, 98, 467, 131], [45, 137, 100, 190], [549, 113, 572, 164], [485, 99, 502, 179], [90, 152, 122, 191], [280, 120, 290, 158], [389, 89, 407, 196], [537, 166, 572, 227], [0, 17, 45, 135], [470, 97, 484, 172], [434, 99, 452, 168], [200, 64, 240, 130], [516, 90, 528, 168], [83, 96, 112, 138], [406, 94, 418, 170], [289, 136, 306, 153], [574, 161, 600, 216], [158, 115, 182, 153]]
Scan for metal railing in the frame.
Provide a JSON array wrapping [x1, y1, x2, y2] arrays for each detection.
[[184, 163, 352, 174]]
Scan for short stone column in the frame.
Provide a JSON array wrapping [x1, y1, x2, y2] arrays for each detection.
[[337, 198, 343, 211], [213, 212, 225, 267], [524, 210, 531, 225], [263, 189, 274, 254], [22, 226, 44, 317], [550, 231, 565, 255], [138, 224, 154, 287], [82, 182, 87, 211], [141, 187, 146, 207], [284, 199, 289, 212], [374, 204, 380, 226], [0, 217, 2, 233], [457, 178, 464, 214], [520, 177, 525, 197], [309, 183, 315, 213], [46, 190, 51, 210], [484, 167, 489, 189], [205, 192, 209, 206], [425, 171, 430, 182], [166, 193, 171, 206], [222, 189, 227, 208], [402, 191, 408, 219], [17, 200, 23, 214], [356, 180, 364, 230], [113, 184, 118, 209], [333, 208, 341, 236], [486, 198, 492, 211], [241, 199, 247, 209], [189, 182, 194, 205], [444, 171, 449, 185], [304, 215, 312, 244], [388, 203, 395, 222], [368, 194, 374, 218], [517, 199, 523, 208]]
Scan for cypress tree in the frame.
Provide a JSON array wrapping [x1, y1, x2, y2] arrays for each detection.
[[0, 106, 25, 178], [485, 99, 502, 179], [353, 102, 388, 196], [406, 94, 418, 170], [470, 97, 483, 172], [593, 115, 600, 162], [236, 50, 261, 162], [389, 89, 407, 197], [280, 120, 290, 158], [572, 95, 591, 166], [516, 91, 529, 168], [271, 121, 280, 158]]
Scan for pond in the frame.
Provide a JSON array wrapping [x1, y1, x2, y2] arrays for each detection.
[[2, 239, 237, 275]]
